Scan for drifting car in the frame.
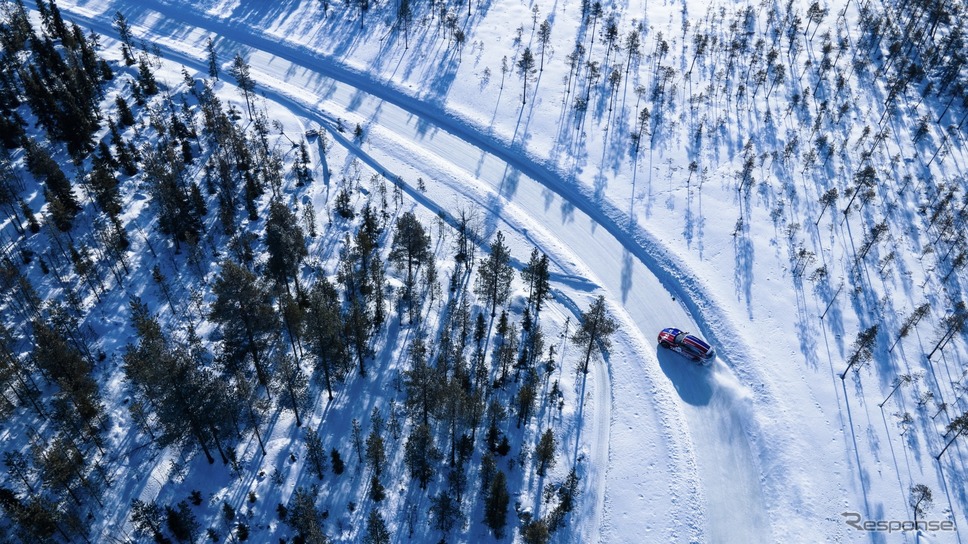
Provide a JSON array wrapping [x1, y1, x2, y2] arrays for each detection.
[[657, 327, 716, 365]]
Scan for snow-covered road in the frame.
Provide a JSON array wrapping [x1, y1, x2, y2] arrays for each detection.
[[58, 1, 791, 540]]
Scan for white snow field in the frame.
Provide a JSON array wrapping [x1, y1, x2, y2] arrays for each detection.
[[9, 0, 968, 542]]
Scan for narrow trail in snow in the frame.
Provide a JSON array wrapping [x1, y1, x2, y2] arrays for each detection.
[[59, 2, 785, 540]]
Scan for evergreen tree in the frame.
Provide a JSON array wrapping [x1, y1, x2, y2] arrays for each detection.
[[32, 321, 103, 434], [535, 428, 556, 476], [130, 498, 168, 543], [571, 296, 617, 374], [137, 55, 158, 96], [518, 47, 537, 104], [124, 298, 234, 464], [362, 508, 390, 544], [429, 489, 462, 537], [403, 423, 441, 489], [389, 211, 431, 322], [165, 500, 200, 543], [112, 11, 135, 65], [483, 469, 510, 537], [286, 487, 327, 544], [330, 448, 345, 475], [305, 428, 328, 480], [338, 234, 375, 376], [475, 231, 515, 317], [305, 277, 347, 399], [206, 36, 219, 80], [229, 53, 255, 118], [273, 352, 308, 427], [210, 260, 277, 388], [365, 426, 386, 476], [265, 199, 308, 295], [403, 335, 438, 425], [115, 95, 135, 126], [521, 249, 551, 316]]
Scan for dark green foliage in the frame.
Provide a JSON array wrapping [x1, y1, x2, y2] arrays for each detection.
[[32, 321, 103, 431], [115, 95, 135, 127], [88, 159, 122, 219], [334, 187, 354, 218], [389, 211, 431, 321], [521, 516, 551, 544], [305, 429, 328, 480], [547, 467, 580, 531], [124, 298, 234, 464], [403, 423, 440, 489], [210, 260, 277, 386], [483, 470, 510, 537], [206, 37, 219, 80], [165, 500, 199, 543], [112, 11, 135, 65], [362, 509, 390, 544], [131, 498, 170, 543], [142, 140, 202, 249], [535, 428, 556, 476], [368, 474, 385, 502], [306, 277, 348, 399], [222, 502, 235, 522], [137, 55, 158, 96], [571, 296, 618, 374], [429, 489, 462, 536], [522, 249, 551, 316], [274, 352, 309, 427], [266, 200, 308, 294], [365, 427, 385, 476], [330, 448, 345, 475], [286, 487, 327, 543], [475, 231, 515, 316]]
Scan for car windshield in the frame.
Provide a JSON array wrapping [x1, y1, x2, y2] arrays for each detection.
[[674, 332, 688, 344]]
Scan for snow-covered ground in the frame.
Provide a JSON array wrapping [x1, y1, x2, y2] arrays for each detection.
[[7, 0, 968, 541]]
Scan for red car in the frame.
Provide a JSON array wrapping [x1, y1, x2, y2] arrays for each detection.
[[658, 327, 715, 365]]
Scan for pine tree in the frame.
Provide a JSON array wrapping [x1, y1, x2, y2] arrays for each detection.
[[286, 487, 327, 544], [124, 299, 234, 464], [274, 352, 308, 427], [362, 509, 390, 544], [330, 448, 345, 475], [365, 426, 386, 476], [571, 296, 617, 374], [305, 428, 328, 480], [403, 423, 440, 489], [403, 335, 438, 425], [130, 498, 167, 542], [115, 95, 135, 126], [483, 469, 510, 537], [305, 277, 347, 399], [389, 211, 431, 322], [112, 11, 135, 65], [265, 199, 307, 295], [137, 55, 158, 96], [535, 428, 556, 476], [518, 47, 537, 104], [210, 260, 277, 388], [206, 36, 219, 80], [165, 500, 200, 543], [429, 489, 462, 537], [475, 231, 515, 317], [229, 53, 255, 118]]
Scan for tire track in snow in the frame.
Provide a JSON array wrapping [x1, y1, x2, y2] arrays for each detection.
[[60, 2, 783, 540]]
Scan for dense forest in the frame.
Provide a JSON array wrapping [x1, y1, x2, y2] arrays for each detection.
[[0, 1, 618, 542]]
